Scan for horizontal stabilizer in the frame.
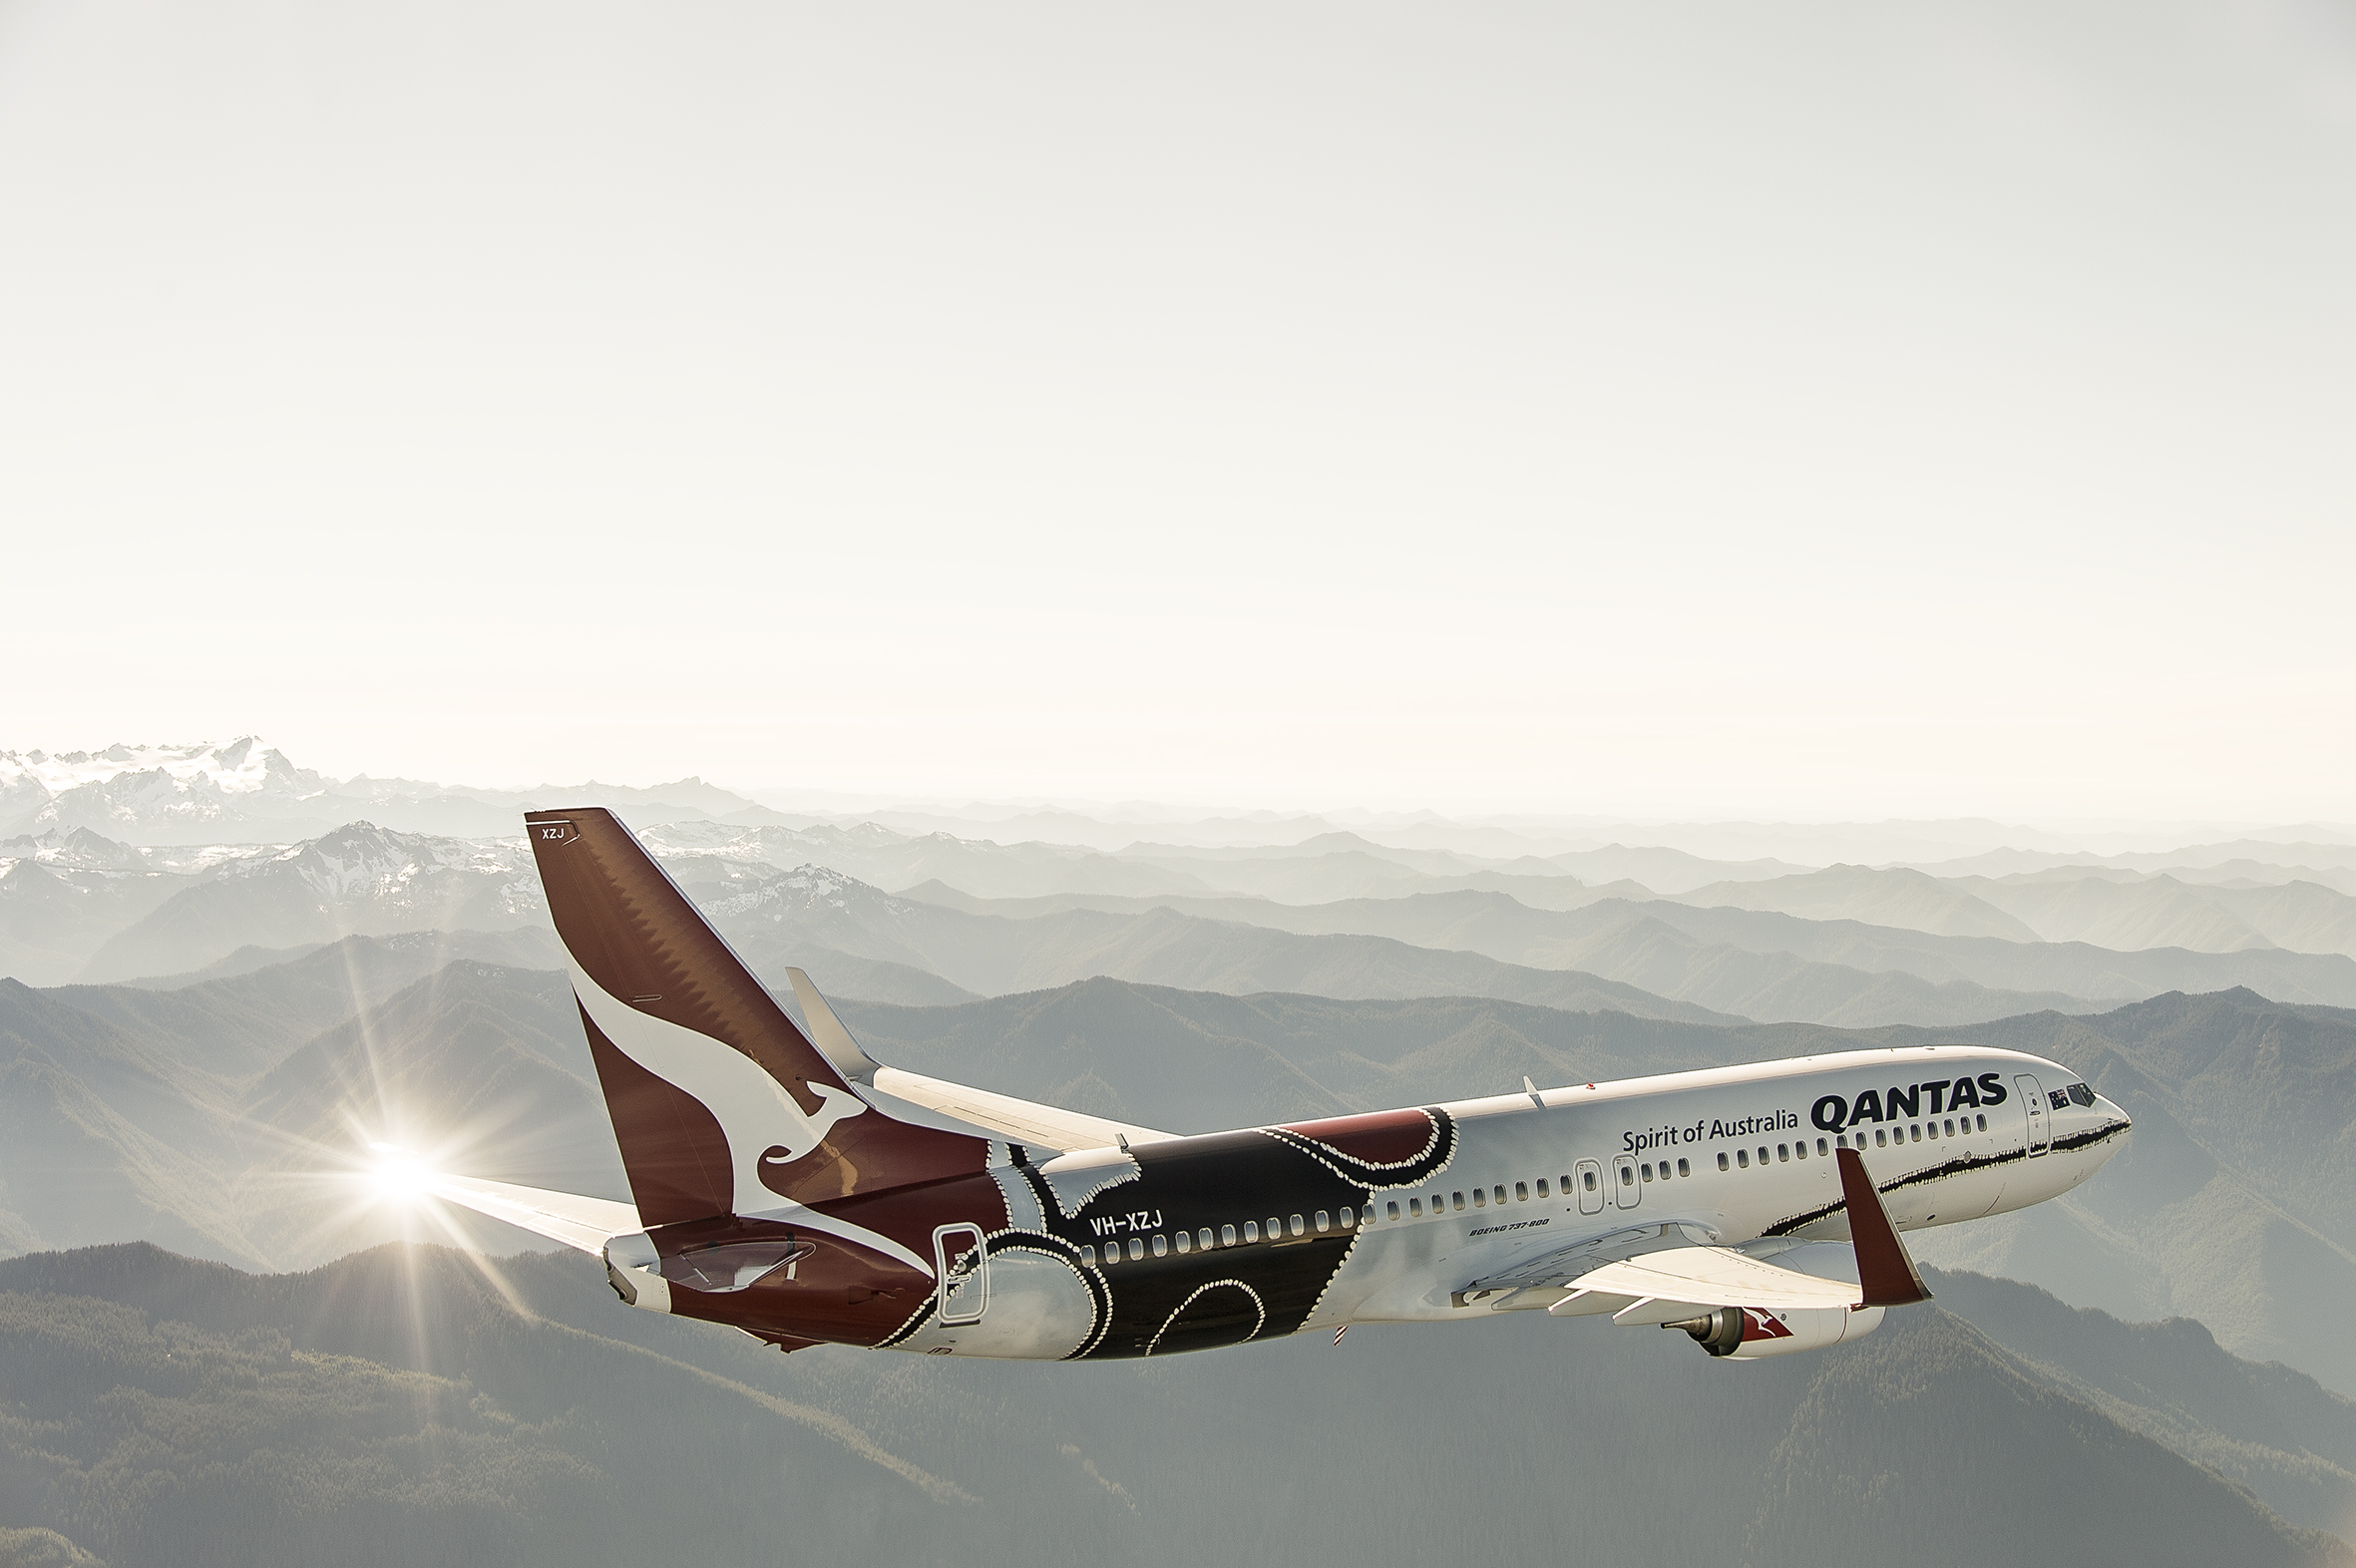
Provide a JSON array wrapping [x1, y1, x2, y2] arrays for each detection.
[[785, 965, 1177, 1153], [864, 1067, 1176, 1153], [422, 1172, 642, 1255], [1550, 1247, 1861, 1315]]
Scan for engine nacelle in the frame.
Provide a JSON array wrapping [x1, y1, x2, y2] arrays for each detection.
[[1664, 1237, 1887, 1360], [1669, 1303, 1885, 1359], [1666, 1238, 1889, 1359]]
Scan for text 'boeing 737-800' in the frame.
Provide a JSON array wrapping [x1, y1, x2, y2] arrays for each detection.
[[400, 808, 2132, 1363]]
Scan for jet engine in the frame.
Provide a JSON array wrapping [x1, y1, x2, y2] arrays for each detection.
[[1667, 1303, 1885, 1359], [1665, 1240, 1885, 1359]]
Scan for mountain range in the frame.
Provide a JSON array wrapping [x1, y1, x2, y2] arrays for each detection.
[[9, 926, 2356, 1401], [0, 1241, 2347, 1568], [9, 741, 2356, 1563], [0, 740, 783, 846]]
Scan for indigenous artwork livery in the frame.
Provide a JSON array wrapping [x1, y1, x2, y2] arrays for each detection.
[[419, 809, 2134, 1364]]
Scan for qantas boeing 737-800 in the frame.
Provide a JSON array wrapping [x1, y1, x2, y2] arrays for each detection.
[[409, 808, 2133, 1364]]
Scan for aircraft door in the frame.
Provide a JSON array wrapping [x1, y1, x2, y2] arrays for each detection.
[[2016, 1075, 2051, 1157], [1612, 1154, 1640, 1210], [1575, 1158, 1605, 1216], [933, 1224, 989, 1326]]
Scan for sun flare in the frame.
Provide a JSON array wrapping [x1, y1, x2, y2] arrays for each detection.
[[364, 1142, 430, 1205]]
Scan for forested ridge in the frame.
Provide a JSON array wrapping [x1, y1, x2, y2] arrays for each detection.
[[1, 1243, 2347, 1568]]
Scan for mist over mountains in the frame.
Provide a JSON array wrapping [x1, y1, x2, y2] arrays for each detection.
[[2, 1242, 2349, 1568], [8, 741, 2356, 1029], [8, 740, 2356, 1564]]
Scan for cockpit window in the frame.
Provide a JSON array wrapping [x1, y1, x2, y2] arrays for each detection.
[[2067, 1082, 2097, 1107]]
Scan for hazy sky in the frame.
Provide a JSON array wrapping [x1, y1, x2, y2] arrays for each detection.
[[3, 1, 2351, 819]]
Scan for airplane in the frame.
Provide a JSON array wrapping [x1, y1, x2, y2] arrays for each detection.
[[409, 807, 2134, 1363]]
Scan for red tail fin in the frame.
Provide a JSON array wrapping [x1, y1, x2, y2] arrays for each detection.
[[525, 808, 987, 1226]]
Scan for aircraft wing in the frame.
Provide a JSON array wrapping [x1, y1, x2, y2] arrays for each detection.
[[1465, 1147, 1928, 1322], [423, 1172, 642, 1255], [1558, 1247, 1860, 1315], [785, 967, 1178, 1152]]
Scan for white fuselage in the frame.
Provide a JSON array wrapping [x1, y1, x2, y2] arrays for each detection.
[[1316, 1044, 2126, 1329]]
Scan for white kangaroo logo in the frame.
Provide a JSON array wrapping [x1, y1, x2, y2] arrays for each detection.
[[761, 1084, 869, 1163], [565, 958, 868, 1216]]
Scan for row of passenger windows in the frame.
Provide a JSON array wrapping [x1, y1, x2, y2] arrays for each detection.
[[1080, 1176, 1575, 1267], [1708, 1114, 1992, 1171], [1378, 1176, 1577, 1220], [1844, 1114, 1985, 1149], [1080, 1207, 1359, 1267], [1078, 1111, 2007, 1265]]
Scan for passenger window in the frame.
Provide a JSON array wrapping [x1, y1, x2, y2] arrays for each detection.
[[1777, 1145, 1788, 1162], [1515, 1182, 1529, 1202], [1268, 1217, 1283, 1239], [1718, 1152, 1730, 1171], [1536, 1179, 1550, 1197], [1340, 1207, 1355, 1228], [1758, 1147, 1768, 1165], [1199, 1228, 1213, 1248], [1081, 1244, 1097, 1266], [1977, 1114, 1987, 1131], [1386, 1201, 1400, 1221], [1452, 1192, 1466, 1211], [1875, 1129, 1887, 1147], [1129, 1238, 1145, 1260], [1910, 1125, 1921, 1142], [1816, 1138, 1828, 1155], [1620, 1165, 1634, 1185], [1737, 1149, 1750, 1168], [1407, 1199, 1422, 1217], [1152, 1235, 1167, 1257], [1289, 1214, 1305, 1237], [1641, 1163, 1653, 1182], [1676, 1158, 1690, 1177], [1243, 1221, 1259, 1242], [1221, 1224, 1238, 1246], [1174, 1231, 1189, 1254], [1944, 1119, 1955, 1137], [1493, 1186, 1506, 1204], [1471, 1188, 1486, 1208], [1315, 1210, 1331, 1233]]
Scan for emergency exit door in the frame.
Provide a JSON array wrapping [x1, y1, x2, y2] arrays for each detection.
[[1574, 1158, 1604, 1215]]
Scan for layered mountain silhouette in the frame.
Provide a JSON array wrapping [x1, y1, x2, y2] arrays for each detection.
[[8, 931, 2356, 1400], [11, 746, 2356, 1563], [0, 1242, 2346, 1568], [897, 882, 2356, 1021]]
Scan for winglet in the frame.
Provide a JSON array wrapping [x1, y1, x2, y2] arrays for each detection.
[[1837, 1146, 1931, 1308], [784, 967, 884, 1087]]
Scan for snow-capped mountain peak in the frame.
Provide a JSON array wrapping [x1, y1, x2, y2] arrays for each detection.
[[703, 862, 911, 920], [231, 822, 533, 900], [0, 737, 323, 798]]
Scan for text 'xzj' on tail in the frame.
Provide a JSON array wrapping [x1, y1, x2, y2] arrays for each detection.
[[523, 808, 988, 1225]]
